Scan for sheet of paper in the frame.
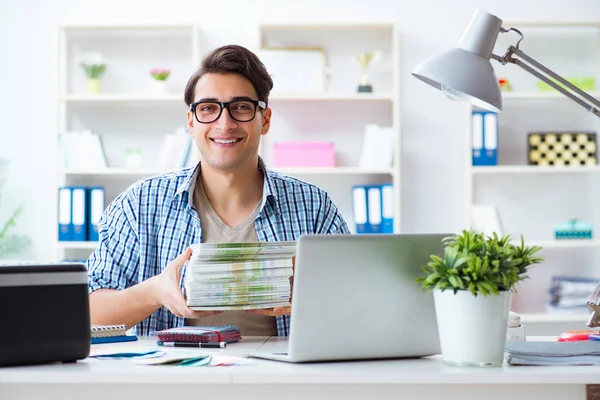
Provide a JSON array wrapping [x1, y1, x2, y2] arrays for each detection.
[[89, 346, 165, 360]]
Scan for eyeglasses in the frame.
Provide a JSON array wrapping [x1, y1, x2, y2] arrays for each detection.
[[190, 99, 266, 124]]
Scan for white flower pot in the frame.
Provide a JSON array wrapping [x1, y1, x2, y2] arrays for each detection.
[[151, 80, 167, 95], [433, 289, 512, 367]]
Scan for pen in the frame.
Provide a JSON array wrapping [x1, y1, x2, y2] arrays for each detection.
[[157, 341, 227, 349]]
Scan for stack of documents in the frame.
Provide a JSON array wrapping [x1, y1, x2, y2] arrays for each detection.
[[505, 341, 600, 365], [184, 241, 296, 310]]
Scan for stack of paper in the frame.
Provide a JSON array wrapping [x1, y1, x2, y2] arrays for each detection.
[[184, 242, 296, 311], [505, 341, 600, 365]]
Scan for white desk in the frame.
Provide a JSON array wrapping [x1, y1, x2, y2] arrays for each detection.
[[1, 336, 599, 400]]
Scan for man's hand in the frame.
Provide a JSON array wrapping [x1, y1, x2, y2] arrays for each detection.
[[245, 256, 294, 317], [152, 247, 223, 319]]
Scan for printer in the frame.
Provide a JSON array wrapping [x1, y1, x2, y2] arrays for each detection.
[[0, 262, 91, 366]]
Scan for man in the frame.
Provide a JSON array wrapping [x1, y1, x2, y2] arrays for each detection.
[[87, 44, 350, 337]]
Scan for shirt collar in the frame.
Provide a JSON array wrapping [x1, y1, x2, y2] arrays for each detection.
[[174, 157, 280, 213]]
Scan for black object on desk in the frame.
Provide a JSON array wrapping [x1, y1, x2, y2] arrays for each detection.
[[0, 262, 91, 366]]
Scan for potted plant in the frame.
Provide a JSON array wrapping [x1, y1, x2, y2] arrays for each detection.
[[417, 229, 543, 367], [81, 53, 107, 94], [150, 68, 171, 95]]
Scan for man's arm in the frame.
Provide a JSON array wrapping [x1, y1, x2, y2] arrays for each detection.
[[90, 246, 221, 329], [316, 191, 351, 234], [89, 279, 161, 329]]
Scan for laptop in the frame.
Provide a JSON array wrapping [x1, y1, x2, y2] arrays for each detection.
[[247, 233, 447, 363]]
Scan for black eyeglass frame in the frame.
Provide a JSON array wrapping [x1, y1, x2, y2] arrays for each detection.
[[190, 99, 267, 124]]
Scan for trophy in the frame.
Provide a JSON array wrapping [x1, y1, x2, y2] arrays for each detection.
[[353, 51, 382, 93]]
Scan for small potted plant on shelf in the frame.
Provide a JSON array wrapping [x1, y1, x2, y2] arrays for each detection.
[[80, 53, 107, 94], [150, 68, 171, 95], [417, 229, 543, 367]]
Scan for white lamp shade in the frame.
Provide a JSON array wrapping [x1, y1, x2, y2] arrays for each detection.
[[412, 9, 504, 113], [412, 47, 502, 112]]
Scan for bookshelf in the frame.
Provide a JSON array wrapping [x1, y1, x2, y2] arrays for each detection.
[[56, 24, 201, 261], [466, 21, 600, 332], [55, 22, 402, 261], [255, 22, 401, 234]]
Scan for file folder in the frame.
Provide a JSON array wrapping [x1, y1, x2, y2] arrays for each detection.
[[472, 111, 498, 166], [71, 186, 87, 241], [58, 187, 72, 241], [87, 186, 105, 242], [380, 183, 394, 233], [352, 185, 368, 233], [367, 186, 382, 233]]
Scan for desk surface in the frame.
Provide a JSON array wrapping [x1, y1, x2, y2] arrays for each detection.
[[2, 336, 600, 385]]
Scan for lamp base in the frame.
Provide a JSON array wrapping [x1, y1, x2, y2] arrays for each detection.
[[357, 84, 373, 93]]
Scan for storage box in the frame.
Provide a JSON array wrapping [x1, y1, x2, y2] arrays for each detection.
[[273, 141, 335, 167]]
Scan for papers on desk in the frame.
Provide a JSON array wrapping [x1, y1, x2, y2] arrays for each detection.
[[505, 341, 600, 365], [135, 352, 252, 366], [88, 346, 165, 360], [184, 241, 296, 310]]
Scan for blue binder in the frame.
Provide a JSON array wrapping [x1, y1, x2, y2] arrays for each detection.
[[366, 185, 382, 233], [58, 187, 72, 241], [380, 183, 394, 233], [472, 110, 498, 166], [70, 186, 87, 241], [352, 185, 369, 233], [87, 186, 105, 242]]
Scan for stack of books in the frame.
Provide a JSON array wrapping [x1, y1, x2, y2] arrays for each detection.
[[184, 241, 296, 310], [548, 275, 599, 314]]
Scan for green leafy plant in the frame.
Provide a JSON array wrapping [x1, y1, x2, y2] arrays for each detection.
[[80, 53, 107, 79], [0, 206, 31, 258], [417, 229, 544, 297]]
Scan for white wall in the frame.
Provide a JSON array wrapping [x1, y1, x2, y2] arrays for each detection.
[[1, 0, 599, 259]]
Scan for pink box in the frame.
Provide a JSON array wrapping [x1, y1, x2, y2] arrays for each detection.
[[273, 141, 335, 167]]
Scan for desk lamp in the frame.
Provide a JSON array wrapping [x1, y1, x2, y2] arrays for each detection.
[[411, 10, 600, 327]]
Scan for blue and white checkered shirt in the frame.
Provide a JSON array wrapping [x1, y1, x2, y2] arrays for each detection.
[[87, 160, 350, 336]]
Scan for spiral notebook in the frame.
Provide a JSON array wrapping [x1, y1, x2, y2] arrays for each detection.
[[91, 324, 138, 344]]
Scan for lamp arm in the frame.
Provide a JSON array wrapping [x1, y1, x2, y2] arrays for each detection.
[[492, 46, 600, 117]]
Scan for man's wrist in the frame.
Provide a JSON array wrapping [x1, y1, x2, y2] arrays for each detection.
[[143, 274, 164, 310]]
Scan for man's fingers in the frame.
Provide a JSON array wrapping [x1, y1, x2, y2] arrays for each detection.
[[171, 247, 192, 268], [272, 306, 291, 315], [245, 309, 274, 316], [245, 307, 291, 317]]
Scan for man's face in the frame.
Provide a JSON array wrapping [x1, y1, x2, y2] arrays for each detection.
[[187, 72, 271, 171]]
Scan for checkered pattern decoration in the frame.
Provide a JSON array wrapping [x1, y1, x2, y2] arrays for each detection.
[[527, 132, 597, 166]]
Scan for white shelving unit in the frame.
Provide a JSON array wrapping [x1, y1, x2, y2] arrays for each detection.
[[56, 24, 201, 260], [54, 22, 402, 259], [255, 22, 401, 233], [466, 21, 600, 333]]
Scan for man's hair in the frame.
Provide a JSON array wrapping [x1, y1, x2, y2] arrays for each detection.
[[184, 44, 274, 107]]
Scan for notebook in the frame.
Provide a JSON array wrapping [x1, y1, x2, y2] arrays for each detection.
[[152, 326, 242, 344], [91, 324, 138, 344], [505, 341, 600, 365]]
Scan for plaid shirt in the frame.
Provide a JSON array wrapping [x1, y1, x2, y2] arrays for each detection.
[[87, 160, 350, 336]]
